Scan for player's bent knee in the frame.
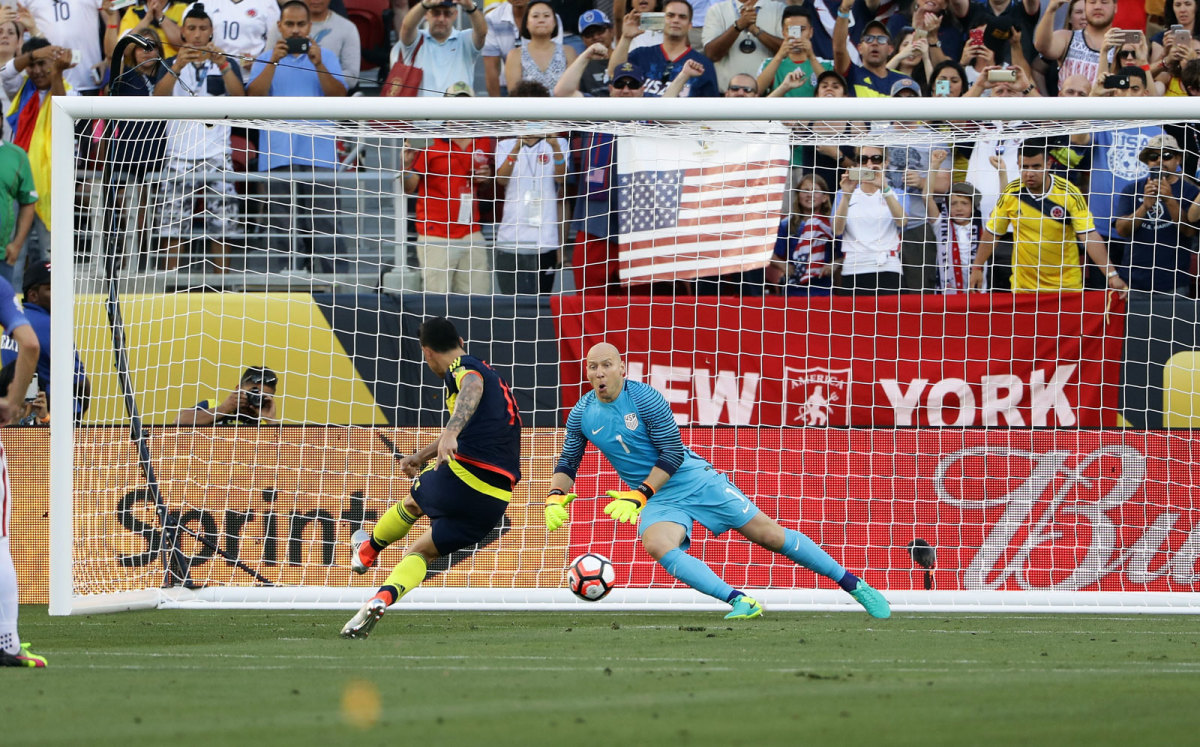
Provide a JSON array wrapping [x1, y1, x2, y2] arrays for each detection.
[[402, 495, 423, 517]]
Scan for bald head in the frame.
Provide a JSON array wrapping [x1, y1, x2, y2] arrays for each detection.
[[1060, 75, 1091, 98], [586, 343, 625, 402]]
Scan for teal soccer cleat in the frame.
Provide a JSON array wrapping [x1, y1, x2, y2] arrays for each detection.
[[724, 595, 764, 620], [849, 580, 891, 619]]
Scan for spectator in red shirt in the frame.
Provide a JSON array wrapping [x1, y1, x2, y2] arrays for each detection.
[[403, 135, 493, 293]]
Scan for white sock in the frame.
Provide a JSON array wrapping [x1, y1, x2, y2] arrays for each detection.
[[0, 536, 20, 655]]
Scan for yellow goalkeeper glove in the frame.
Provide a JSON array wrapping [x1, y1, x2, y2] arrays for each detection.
[[604, 484, 654, 524], [544, 490, 577, 532]]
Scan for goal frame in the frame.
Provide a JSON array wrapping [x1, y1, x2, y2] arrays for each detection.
[[48, 95, 1200, 615]]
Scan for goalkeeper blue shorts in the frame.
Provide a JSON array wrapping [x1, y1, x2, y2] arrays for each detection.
[[411, 460, 509, 555], [637, 468, 759, 549]]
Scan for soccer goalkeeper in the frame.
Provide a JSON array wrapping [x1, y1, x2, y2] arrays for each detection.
[[546, 343, 890, 620], [341, 317, 523, 638]]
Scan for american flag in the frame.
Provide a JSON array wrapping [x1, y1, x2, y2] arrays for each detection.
[[616, 129, 790, 283]]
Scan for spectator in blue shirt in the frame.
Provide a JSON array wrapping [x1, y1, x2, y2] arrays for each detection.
[[1118, 135, 1200, 294], [608, 0, 719, 97], [0, 262, 90, 421], [395, 0, 487, 98], [248, 0, 347, 273], [832, 0, 907, 97]]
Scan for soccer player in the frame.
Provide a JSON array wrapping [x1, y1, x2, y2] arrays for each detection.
[[341, 317, 523, 638], [0, 274, 45, 667], [545, 343, 890, 620]]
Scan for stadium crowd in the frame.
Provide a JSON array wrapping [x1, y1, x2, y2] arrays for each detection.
[[0, 0, 1197, 294]]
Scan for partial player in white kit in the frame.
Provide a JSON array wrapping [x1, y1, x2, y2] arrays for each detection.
[[0, 274, 44, 667]]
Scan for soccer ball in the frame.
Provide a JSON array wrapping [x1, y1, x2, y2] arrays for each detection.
[[568, 552, 616, 601]]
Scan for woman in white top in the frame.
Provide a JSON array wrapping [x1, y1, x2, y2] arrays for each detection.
[[832, 144, 905, 294], [505, 0, 576, 93], [494, 85, 568, 294]]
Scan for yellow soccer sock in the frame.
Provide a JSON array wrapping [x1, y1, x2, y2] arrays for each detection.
[[372, 504, 419, 548], [374, 553, 429, 606]]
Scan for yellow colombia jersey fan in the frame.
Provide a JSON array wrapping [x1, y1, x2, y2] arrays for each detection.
[[986, 175, 1096, 291]]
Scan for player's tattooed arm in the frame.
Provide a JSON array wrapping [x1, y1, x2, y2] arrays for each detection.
[[444, 373, 483, 437]]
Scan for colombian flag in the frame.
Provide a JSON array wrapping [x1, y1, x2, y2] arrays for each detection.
[[6, 80, 54, 225]]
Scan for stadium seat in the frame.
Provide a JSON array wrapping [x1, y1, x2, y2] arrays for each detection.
[[345, 0, 390, 73]]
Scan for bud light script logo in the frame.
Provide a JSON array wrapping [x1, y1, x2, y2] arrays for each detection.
[[784, 367, 850, 427]]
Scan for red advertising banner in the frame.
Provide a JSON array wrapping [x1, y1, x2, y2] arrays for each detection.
[[566, 429, 1200, 593], [552, 292, 1125, 427]]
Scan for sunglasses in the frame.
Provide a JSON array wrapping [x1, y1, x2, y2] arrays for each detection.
[[859, 154, 885, 164], [1144, 151, 1179, 162], [861, 34, 890, 45], [726, 84, 756, 94], [611, 78, 641, 89]]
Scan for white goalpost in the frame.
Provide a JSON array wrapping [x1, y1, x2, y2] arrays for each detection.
[[47, 95, 1200, 615]]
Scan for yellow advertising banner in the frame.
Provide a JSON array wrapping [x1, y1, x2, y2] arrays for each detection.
[[8, 427, 568, 604]]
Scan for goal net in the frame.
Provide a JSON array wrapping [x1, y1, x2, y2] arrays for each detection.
[[45, 95, 1200, 615]]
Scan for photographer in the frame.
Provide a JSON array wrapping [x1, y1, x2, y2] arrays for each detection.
[[832, 144, 906, 294], [175, 366, 279, 426]]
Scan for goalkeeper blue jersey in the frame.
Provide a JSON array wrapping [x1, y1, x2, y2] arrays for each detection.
[[556, 380, 710, 498]]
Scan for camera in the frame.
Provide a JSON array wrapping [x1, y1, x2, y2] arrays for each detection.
[[246, 387, 266, 411], [285, 37, 311, 55], [846, 167, 878, 183], [1102, 74, 1130, 90], [935, 79, 951, 96], [788, 26, 804, 39], [986, 68, 1017, 83], [1117, 29, 1143, 45]]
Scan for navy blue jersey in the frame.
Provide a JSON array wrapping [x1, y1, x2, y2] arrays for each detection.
[[555, 380, 711, 500], [0, 277, 29, 340], [444, 354, 523, 484], [628, 45, 720, 98]]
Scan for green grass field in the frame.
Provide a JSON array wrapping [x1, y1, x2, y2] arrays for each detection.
[[3, 604, 1197, 746]]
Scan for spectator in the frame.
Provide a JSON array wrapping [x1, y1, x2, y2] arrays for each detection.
[[24, 0, 103, 93], [103, 34, 168, 271], [1036, 0, 1116, 88], [887, 29, 932, 90], [1, 39, 71, 292], [555, 57, 645, 292], [548, 0, 592, 53], [1152, 0, 1200, 67], [506, 0, 577, 91], [0, 360, 49, 426], [0, 139, 35, 286], [792, 69, 863, 194], [493, 81, 567, 293], [268, 0, 362, 90], [617, 0, 665, 52], [1059, 72, 1093, 96], [1118, 134, 1200, 293], [960, 23, 999, 87], [972, 139, 1128, 292], [925, 180, 985, 292], [175, 366, 279, 425], [756, 4, 826, 97], [248, 0, 348, 274], [204, 0, 281, 74], [105, 0, 186, 61], [574, 9, 615, 96], [927, 58, 968, 96], [1151, 13, 1199, 94], [960, 0, 1040, 69], [833, 2, 906, 97], [1080, 66, 1162, 279], [702, 0, 783, 92], [484, 0, 565, 97], [964, 62, 1038, 97], [396, 0, 487, 98], [153, 4, 244, 273], [767, 172, 835, 295], [610, 1, 719, 96], [888, 0, 965, 67], [832, 144, 905, 294], [0, 261, 91, 422], [403, 131, 492, 293]]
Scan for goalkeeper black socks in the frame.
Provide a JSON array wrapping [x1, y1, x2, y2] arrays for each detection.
[[837, 571, 861, 593]]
